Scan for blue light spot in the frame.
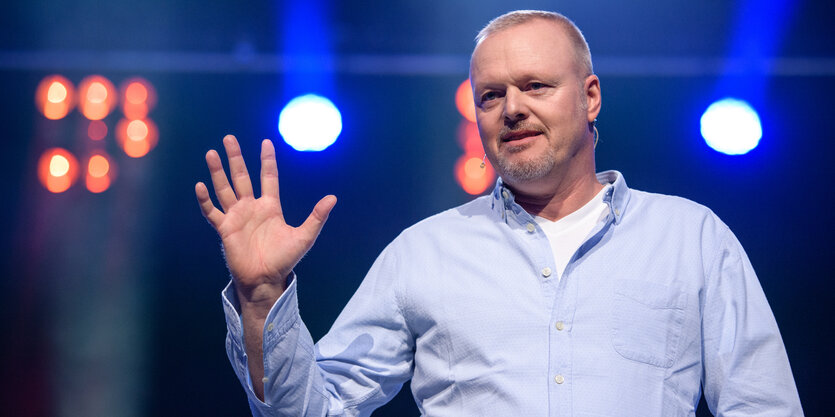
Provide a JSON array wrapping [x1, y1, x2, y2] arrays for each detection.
[[700, 98, 762, 155], [278, 94, 342, 152]]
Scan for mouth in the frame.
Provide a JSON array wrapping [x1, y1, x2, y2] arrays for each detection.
[[501, 130, 542, 143]]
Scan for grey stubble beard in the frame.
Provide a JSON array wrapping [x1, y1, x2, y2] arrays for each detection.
[[495, 143, 556, 183]]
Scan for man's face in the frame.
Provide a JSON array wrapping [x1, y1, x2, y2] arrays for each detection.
[[470, 19, 597, 186]]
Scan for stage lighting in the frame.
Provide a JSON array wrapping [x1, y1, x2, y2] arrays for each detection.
[[278, 94, 342, 152], [88, 120, 108, 141], [454, 154, 494, 195], [116, 118, 159, 158], [36, 75, 75, 120], [700, 98, 762, 155], [121, 77, 156, 119], [38, 148, 79, 193], [78, 75, 117, 121], [455, 79, 476, 123], [85, 152, 115, 193], [457, 120, 483, 155]]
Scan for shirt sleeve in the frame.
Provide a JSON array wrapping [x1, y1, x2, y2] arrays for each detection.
[[222, 243, 415, 417], [700, 225, 804, 416]]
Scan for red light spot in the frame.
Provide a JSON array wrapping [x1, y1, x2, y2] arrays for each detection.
[[126, 120, 148, 141], [116, 118, 158, 158], [126, 82, 148, 104], [87, 120, 108, 140], [455, 79, 477, 123], [456, 120, 483, 155], [88, 155, 110, 178], [78, 75, 116, 120], [86, 174, 111, 193], [121, 77, 156, 119], [38, 148, 79, 193], [36, 75, 75, 120], [454, 153, 495, 195]]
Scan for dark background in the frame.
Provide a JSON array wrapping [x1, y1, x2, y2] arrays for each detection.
[[1, 1, 832, 416]]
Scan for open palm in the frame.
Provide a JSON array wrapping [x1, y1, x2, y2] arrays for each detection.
[[195, 135, 336, 299]]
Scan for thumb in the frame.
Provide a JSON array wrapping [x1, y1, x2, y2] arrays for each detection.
[[299, 195, 337, 240]]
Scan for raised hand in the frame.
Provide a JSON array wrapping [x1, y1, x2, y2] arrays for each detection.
[[195, 135, 336, 305]]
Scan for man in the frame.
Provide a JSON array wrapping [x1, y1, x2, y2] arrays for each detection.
[[196, 10, 803, 416]]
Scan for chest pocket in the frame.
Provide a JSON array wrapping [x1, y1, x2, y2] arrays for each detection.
[[610, 279, 687, 368]]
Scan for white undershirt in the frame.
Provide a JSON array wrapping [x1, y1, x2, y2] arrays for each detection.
[[534, 184, 612, 281]]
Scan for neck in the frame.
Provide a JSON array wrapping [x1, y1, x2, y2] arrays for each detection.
[[505, 167, 603, 222]]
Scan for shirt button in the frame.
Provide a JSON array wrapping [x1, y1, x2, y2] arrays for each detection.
[[526, 223, 535, 233], [266, 322, 274, 332], [555, 321, 565, 331], [262, 377, 269, 383], [554, 374, 565, 384], [502, 190, 509, 199], [541, 267, 552, 278], [615, 208, 621, 216]]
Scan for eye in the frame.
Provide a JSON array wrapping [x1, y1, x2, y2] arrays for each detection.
[[481, 91, 499, 103], [529, 82, 545, 90]]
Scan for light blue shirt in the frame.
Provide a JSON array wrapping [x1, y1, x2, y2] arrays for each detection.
[[222, 171, 803, 416]]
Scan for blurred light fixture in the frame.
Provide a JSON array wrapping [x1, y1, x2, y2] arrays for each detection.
[[36, 75, 75, 120], [38, 148, 79, 193], [121, 77, 156, 120], [87, 120, 108, 140], [78, 75, 117, 120], [457, 119, 484, 155], [455, 79, 477, 123], [278, 94, 342, 151], [116, 118, 158, 158], [700, 98, 762, 155], [454, 154, 495, 195], [85, 152, 115, 193], [453, 79, 494, 195]]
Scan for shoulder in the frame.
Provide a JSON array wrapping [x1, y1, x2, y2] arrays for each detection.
[[384, 195, 495, 250], [626, 188, 728, 231]]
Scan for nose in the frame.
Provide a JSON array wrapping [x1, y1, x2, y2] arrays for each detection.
[[502, 88, 529, 124]]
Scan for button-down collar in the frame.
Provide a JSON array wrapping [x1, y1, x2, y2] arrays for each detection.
[[491, 170, 631, 226]]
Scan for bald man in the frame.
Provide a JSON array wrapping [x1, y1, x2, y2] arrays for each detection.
[[198, 10, 803, 416]]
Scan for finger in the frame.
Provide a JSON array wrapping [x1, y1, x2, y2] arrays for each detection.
[[223, 134, 255, 199], [206, 149, 237, 212], [260, 139, 280, 201], [299, 195, 337, 241], [195, 182, 225, 228]]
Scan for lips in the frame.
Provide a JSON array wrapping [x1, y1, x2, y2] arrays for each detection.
[[501, 130, 541, 142]]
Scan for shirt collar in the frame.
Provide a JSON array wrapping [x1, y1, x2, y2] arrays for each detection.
[[490, 170, 631, 225]]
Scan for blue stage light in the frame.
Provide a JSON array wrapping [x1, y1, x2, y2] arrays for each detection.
[[278, 94, 342, 152], [700, 98, 762, 155]]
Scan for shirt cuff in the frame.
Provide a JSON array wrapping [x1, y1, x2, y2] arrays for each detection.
[[221, 273, 300, 347]]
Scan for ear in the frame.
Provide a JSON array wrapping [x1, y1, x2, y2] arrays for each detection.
[[584, 74, 601, 123]]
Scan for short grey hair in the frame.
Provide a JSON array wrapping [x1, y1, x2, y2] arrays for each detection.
[[474, 10, 594, 76]]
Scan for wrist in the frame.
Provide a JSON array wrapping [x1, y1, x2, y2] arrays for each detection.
[[234, 280, 286, 320]]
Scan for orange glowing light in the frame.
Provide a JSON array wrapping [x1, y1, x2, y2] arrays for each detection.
[[86, 174, 112, 193], [454, 153, 495, 195], [121, 77, 156, 119], [78, 75, 116, 120], [37, 148, 79, 193], [87, 120, 108, 140], [47, 82, 68, 103], [456, 120, 483, 155], [126, 120, 148, 141], [36, 75, 75, 120], [88, 155, 110, 177], [455, 79, 477, 123], [116, 118, 159, 158], [126, 82, 148, 103], [84, 152, 115, 193], [49, 154, 70, 177], [87, 82, 108, 103]]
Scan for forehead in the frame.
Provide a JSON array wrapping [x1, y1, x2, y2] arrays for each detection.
[[470, 19, 576, 85]]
